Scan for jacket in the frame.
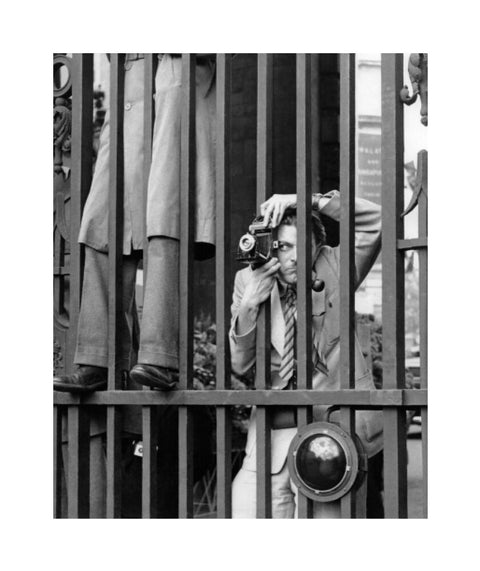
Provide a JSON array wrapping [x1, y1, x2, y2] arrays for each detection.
[[229, 190, 383, 474]]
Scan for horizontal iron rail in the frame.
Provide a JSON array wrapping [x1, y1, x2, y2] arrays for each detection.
[[54, 265, 70, 276], [54, 388, 427, 407], [397, 237, 427, 250]]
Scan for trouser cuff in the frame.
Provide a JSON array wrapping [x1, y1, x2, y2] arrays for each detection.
[[74, 348, 131, 371], [137, 349, 179, 370]]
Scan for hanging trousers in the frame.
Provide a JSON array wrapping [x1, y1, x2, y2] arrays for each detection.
[[74, 236, 179, 371]]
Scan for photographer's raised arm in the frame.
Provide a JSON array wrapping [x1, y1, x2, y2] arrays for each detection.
[[314, 190, 381, 287], [260, 191, 381, 287], [260, 194, 297, 228], [260, 192, 324, 227]]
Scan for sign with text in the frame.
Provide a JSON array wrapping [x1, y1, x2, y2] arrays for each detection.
[[358, 132, 381, 205]]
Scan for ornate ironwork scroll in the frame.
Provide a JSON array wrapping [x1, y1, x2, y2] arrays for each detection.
[[53, 54, 73, 374], [402, 149, 428, 218], [53, 55, 105, 375], [400, 53, 428, 126], [400, 54, 428, 217]]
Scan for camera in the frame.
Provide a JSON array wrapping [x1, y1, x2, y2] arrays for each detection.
[[236, 215, 278, 268], [236, 214, 326, 292]]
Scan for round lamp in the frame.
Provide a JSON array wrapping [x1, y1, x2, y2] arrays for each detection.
[[287, 422, 366, 502]]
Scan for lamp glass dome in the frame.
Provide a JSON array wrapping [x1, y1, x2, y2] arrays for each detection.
[[295, 433, 348, 492]]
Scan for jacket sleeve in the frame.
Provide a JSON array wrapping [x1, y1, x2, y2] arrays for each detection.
[[229, 269, 257, 376], [316, 190, 381, 288]]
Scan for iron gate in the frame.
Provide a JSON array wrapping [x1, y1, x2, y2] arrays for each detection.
[[53, 53, 428, 518]]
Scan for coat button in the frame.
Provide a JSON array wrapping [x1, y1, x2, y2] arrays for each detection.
[[125, 102, 132, 110]]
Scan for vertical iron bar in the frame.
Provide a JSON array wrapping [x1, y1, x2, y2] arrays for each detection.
[[418, 163, 427, 389], [420, 405, 428, 518], [141, 53, 158, 518], [106, 53, 125, 518], [53, 233, 65, 326], [67, 407, 90, 517], [69, 53, 93, 373], [142, 53, 156, 271], [381, 53, 407, 518], [66, 53, 93, 519], [215, 54, 233, 518], [142, 408, 158, 518], [339, 53, 364, 518], [339, 55, 356, 391], [256, 53, 273, 518], [54, 406, 63, 517], [296, 53, 313, 519], [54, 170, 67, 379], [418, 152, 428, 518], [178, 53, 196, 519], [310, 54, 321, 196]]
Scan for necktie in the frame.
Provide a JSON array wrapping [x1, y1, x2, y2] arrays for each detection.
[[279, 287, 297, 383]]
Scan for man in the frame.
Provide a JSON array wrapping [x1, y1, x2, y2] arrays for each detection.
[[229, 191, 383, 518], [54, 54, 216, 517], [54, 53, 216, 393]]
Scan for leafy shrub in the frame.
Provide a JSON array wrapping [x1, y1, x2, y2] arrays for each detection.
[[54, 338, 63, 376], [193, 314, 253, 436], [357, 313, 416, 390]]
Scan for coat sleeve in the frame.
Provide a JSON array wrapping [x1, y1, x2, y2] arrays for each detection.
[[316, 190, 381, 288], [229, 269, 257, 376]]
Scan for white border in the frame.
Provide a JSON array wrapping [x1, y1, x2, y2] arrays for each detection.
[[4, 1, 480, 569]]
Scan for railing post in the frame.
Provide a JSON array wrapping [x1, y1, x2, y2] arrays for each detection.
[[68, 53, 93, 372], [141, 53, 158, 519], [106, 53, 125, 518], [296, 52, 314, 519], [418, 165, 428, 518], [67, 407, 90, 517], [66, 53, 94, 518], [178, 53, 196, 519], [54, 406, 63, 517], [255, 53, 273, 518], [215, 53, 233, 519], [339, 53, 367, 518], [381, 52, 408, 518]]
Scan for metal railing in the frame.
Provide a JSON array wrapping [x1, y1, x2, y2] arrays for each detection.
[[53, 53, 428, 518]]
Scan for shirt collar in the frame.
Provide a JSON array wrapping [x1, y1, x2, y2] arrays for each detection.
[[277, 278, 296, 299]]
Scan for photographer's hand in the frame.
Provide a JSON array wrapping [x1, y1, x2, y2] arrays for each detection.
[[260, 194, 297, 228], [236, 258, 281, 335], [260, 193, 328, 227]]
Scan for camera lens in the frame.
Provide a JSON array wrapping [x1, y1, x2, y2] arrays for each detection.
[[239, 234, 255, 253]]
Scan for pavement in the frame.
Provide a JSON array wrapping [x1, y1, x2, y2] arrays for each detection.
[[407, 422, 426, 518]]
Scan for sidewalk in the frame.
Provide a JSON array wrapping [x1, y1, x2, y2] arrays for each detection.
[[407, 426, 425, 518]]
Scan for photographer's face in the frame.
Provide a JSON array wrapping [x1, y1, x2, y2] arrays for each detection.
[[277, 224, 317, 286]]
